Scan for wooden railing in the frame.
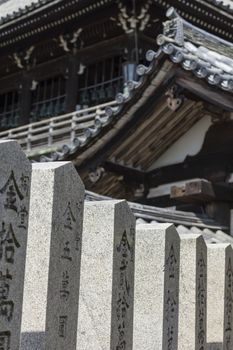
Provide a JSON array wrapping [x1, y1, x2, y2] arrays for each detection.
[[0, 101, 116, 154]]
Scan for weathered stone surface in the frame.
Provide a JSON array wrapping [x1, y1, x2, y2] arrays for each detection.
[[178, 234, 207, 350], [207, 343, 223, 350], [20, 162, 84, 350], [0, 140, 31, 350], [133, 223, 180, 350], [207, 244, 232, 350], [76, 200, 135, 350], [223, 245, 233, 350]]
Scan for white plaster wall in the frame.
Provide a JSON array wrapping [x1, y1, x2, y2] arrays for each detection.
[[149, 115, 212, 171]]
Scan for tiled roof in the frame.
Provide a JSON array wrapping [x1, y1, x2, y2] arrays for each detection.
[[0, 0, 37, 18], [38, 8, 233, 163], [145, 7, 233, 92], [85, 190, 232, 244], [206, 0, 233, 13], [0, 0, 53, 24]]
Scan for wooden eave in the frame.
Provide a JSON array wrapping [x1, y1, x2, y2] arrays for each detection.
[[0, 0, 232, 52], [63, 59, 233, 168], [0, 0, 116, 54], [55, 56, 232, 198]]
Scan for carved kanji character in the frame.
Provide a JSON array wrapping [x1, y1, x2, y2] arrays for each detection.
[[61, 242, 72, 261], [0, 331, 11, 350], [18, 206, 28, 229], [0, 171, 23, 213], [63, 202, 76, 230], [0, 270, 12, 301], [0, 223, 20, 264], [60, 271, 70, 301], [0, 300, 14, 322]]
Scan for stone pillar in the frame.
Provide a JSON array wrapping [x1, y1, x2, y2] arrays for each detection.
[[20, 162, 84, 350], [0, 140, 31, 350], [133, 224, 180, 350], [178, 234, 207, 350], [223, 245, 233, 350], [76, 201, 135, 350], [207, 244, 233, 350]]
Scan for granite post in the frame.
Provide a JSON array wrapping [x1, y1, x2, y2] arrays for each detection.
[[133, 224, 180, 350], [223, 245, 233, 350], [207, 244, 233, 350], [20, 162, 84, 350], [178, 234, 207, 350], [76, 200, 135, 350], [0, 140, 31, 350]]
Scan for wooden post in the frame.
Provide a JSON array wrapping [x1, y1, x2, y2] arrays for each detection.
[[65, 54, 79, 113], [19, 73, 32, 126], [230, 210, 233, 236]]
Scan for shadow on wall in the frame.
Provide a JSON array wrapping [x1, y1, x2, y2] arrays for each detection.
[[207, 343, 223, 350], [20, 332, 45, 350]]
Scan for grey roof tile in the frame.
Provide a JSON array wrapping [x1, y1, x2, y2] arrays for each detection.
[[0, 0, 37, 18], [207, 0, 233, 12], [153, 7, 233, 92]]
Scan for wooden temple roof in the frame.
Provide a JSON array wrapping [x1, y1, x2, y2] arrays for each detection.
[[153, 7, 233, 92], [206, 0, 233, 13], [37, 9, 233, 165], [0, 0, 232, 47], [0, 8, 232, 203]]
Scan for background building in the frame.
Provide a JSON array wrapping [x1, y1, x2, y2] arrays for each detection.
[[0, 0, 233, 235]]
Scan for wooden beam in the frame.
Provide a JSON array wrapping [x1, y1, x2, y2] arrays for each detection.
[[148, 153, 233, 188], [176, 73, 233, 112], [170, 179, 233, 203], [104, 160, 146, 184]]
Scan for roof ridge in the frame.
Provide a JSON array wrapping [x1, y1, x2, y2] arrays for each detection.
[[85, 190, 228, 231], [205, 0, 233, 14], [0, 0, 55, 25]]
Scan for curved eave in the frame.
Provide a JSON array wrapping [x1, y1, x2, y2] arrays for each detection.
[[0, 0, 55, 26], [0, 0, 114, 50], [145, 48, 233, 94], [39, 57, 174, 163], [205, 0, 233, 14], [154, 7, 233, 93], [40, 50, 233, 166], [0, 0, 233, 49], [36, 12, 233, 164], [0, 0, 110, 26]]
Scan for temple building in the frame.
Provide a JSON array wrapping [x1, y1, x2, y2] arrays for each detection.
[[0, 0, 233, 237]]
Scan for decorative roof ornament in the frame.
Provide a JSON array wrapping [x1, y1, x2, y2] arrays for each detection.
[[10, 45, 35, 70], [155, 7, 233, 92], [165, 85, 184, 111], [111, 0, 152, 34], [54, 28, 83, 53], [36, 7, 233, 163]]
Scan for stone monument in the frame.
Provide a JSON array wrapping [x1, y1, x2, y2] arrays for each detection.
[[178, 234, 207, 350], [0, 140, 31, 350], [76, 200, 135, 350], [133, 223, 180, 350], [20, 162, 84, 350], [207, 243, 233, 350]]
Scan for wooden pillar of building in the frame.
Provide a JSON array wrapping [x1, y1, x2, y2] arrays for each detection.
[[65, 54, 79, 113], [19, 73, 32, 126]]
